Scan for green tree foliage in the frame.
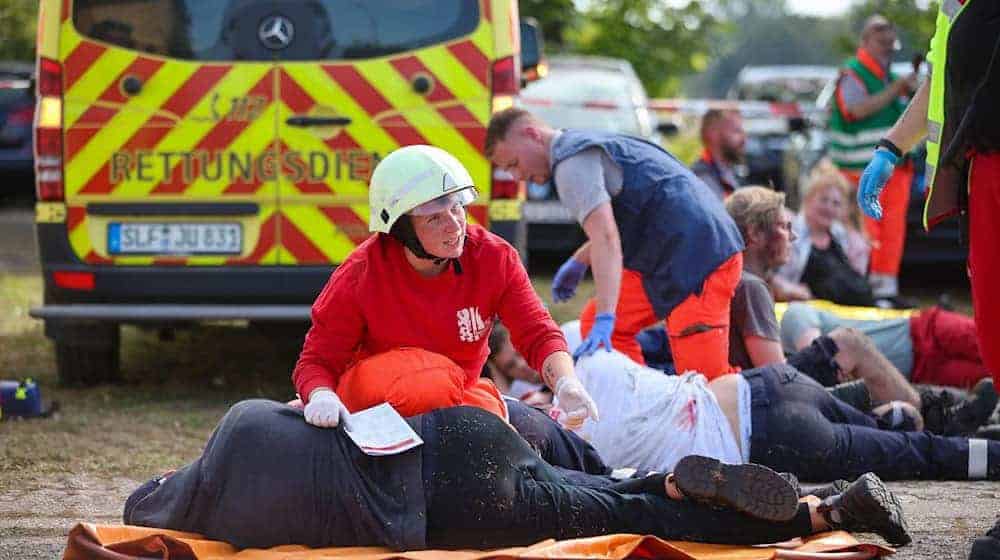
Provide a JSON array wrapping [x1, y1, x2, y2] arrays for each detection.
[[520, 0, 577, 49], [565, 0, 717, 97], [0, 0, 37, 62]]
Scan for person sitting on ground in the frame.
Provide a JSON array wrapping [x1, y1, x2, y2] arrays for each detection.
[[726, 186, 919, 410], [562, 321, 1000, 487], [774, 163, 879, 307], [123, 399, 912, 550], [690, 109, 749, 200], [292, 144, 598, 436], [640, 186, 993, 435]]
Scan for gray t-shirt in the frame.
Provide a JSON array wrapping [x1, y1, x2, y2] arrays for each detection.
[[551, 131, 624, 224], [779, 302, 914, 377], [729, 271, 780, 371]]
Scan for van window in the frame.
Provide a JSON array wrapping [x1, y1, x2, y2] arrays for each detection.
[[73, 0, 479, 61]]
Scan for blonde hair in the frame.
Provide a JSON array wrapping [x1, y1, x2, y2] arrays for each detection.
[[803, 159, 863, 232], [725, 186, 786, 242]]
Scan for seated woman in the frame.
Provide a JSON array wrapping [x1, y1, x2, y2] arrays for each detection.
[[123, 400, 910, 550], [562, 323, 1000, 486], [775, 162, 877, 307]]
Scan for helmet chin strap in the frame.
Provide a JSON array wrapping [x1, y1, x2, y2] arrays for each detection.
[[389, 215, 463, 273]]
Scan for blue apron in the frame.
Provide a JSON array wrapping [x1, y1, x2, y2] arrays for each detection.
[[551, 130, 744, 318]]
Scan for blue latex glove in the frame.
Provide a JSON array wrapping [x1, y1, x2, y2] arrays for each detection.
[[573, 312, 615, 359], [857, 148, 899, 220], [552, 257, 588, 302]]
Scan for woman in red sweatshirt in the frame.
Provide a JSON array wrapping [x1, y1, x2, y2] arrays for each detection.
[[292, 145, 598, 430]]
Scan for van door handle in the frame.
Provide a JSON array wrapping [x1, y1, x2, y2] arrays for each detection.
[[285, 116, 352, 127]]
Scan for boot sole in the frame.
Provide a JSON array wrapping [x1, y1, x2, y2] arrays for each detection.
[[851, 473, 912, 546], [673, 455, 799, 522]]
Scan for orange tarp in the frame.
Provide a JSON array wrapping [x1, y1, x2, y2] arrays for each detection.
[[63, 524, 892, 560]]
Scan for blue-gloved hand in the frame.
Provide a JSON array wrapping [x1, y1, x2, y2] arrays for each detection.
[[552, 257, 588, 302], [573, 312, 615, 359], [857, 148, 899, 220]]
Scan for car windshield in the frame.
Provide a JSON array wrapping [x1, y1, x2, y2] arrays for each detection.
[[73, 0, 478, 61], [520, 66, 643, 136]]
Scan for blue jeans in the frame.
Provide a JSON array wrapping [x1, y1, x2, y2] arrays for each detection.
[[744, 364, 1000, 481]]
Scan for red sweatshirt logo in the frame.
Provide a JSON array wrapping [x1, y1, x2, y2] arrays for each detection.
[[457, 306, 487, 342]]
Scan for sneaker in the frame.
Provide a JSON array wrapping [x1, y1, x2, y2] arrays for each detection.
[[921, 379, 998, 436], [968, 517, 1000, 560], [817, 472, 911, 546], [672, 455, 799, 522]]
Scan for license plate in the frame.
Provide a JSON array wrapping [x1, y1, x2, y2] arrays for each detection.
[[108, 222, 242, 255], [523, 201, 574, 224]]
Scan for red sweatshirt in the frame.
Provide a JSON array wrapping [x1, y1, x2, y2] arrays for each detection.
[[293, 224, 567, 402]]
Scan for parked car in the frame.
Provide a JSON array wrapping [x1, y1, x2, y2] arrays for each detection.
[[0, 61, 35, 189], [518, 55, 664, 254]]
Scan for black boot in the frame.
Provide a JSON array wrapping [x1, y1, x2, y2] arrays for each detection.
[[968, 517, 1000, 560], [920, 379, 998, 436], [817, 472, 911, 546], [672, 455, 800, 522], [828, 379, 873, 412], [800, 479, 851, 500]]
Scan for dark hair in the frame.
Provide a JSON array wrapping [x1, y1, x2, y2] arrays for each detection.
[[485, 107, 532, 157], [487, 322, 510, 359], [700, 108, 738, 140]]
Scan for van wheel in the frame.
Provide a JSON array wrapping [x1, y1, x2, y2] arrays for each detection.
[[52, 322, 121, 386]]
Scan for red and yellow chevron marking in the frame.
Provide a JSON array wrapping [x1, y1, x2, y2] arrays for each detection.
[[57, 2, 499, 267]]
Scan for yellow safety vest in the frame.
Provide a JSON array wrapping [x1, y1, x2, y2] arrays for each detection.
[[924, 0, 971, 230]]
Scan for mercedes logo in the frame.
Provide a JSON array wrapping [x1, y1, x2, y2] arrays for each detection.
[[258, 15, 294, 50]]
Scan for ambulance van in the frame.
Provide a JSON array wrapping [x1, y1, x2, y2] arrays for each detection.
[[32, 0, 536, 384]]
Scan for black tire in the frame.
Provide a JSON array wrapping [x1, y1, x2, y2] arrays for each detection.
[[51, 321, 121, 386]]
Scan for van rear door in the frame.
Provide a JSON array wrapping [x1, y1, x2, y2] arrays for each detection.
[[273, 0, 493, 264], [63, 1, 280, 266]]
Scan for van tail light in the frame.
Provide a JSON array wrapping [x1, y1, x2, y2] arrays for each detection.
[[53, 271, 95, 291], [490, 56, 519, 114], [35, 57, 64, 202], [491, 168, 522, 200]]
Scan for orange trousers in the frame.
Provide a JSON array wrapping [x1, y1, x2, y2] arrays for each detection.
[[843, 162, 913, 277], [335, 347, 508, 421], [580, 253, 742, 380]]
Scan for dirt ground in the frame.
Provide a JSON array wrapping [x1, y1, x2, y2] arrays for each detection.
[[1, 203, 997, 560]]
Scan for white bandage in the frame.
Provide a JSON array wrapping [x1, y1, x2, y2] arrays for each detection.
[[968, 438, 989, 479]]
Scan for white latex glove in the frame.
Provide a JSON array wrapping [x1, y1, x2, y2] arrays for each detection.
[[304, 388, 352, 429], [554, 376, 600, 430]]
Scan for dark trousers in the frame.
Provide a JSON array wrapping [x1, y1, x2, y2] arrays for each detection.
[[506, 398, 610, 475], [744, 364, 1000, 481], [421, 406, 813, 549]]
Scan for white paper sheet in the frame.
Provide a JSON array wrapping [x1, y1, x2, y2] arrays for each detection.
[[344, 403, 424, 456]]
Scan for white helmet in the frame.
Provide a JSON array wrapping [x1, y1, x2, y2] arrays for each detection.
[[369, 145, 478, 233]]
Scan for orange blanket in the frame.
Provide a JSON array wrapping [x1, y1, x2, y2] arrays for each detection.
[[62, 524, 893, 560]]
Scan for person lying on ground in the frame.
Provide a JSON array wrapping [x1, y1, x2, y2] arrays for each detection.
[[560, 325, 1000, 485], [292, 144, 598, 432], [122, 399, 911, 551], [723, 186, 995, 435], [781, 301, 994, 392], [773, 164, 879, 307]]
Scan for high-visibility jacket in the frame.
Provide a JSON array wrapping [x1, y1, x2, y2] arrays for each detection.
[[828, 50, 906, 170], [924, 0, 974, 230]]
